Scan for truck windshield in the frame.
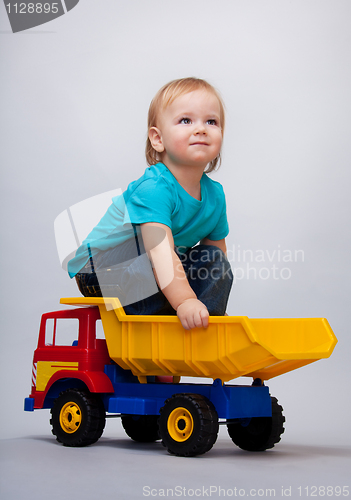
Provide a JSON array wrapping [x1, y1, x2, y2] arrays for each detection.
[[45, 318, 79, 346]]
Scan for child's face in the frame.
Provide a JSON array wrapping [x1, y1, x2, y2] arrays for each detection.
[[150, 90, 223, 170]]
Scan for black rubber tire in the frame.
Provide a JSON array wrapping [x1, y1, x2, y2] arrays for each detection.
[[159, 393, 219, 457], [227, 396, 285, 452], [121, 415, 160, 442], [50, 389, 106, 447]]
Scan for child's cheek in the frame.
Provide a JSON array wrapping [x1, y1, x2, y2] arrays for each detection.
[[170, 135, 188, 155]]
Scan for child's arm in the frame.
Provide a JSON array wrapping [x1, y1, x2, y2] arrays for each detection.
[[140, 222, 209, 330]]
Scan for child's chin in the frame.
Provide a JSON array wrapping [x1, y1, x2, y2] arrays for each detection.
[[189, 155, 214, 165]]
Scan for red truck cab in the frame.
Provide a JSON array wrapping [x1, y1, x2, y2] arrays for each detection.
[[25, 306, 114, 411]]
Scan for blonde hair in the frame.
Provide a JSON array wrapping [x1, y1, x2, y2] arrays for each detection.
[[146, 77, 225, 173]]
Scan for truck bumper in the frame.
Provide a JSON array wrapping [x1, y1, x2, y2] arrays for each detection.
[[24, 397, 35, 412]]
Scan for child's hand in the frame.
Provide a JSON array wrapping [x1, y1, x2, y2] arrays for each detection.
[[177, 298, 209, 330]]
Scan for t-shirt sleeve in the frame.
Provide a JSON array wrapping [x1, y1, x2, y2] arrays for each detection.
[[206, 188, 229, 241], [124, 177, 174, 228]]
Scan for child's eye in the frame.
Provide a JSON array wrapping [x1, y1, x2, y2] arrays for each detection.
[[207, 119, 218, 126], [179, 117, 191, 124]]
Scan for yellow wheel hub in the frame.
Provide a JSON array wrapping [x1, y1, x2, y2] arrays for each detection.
[[167, 407, 194, 442], [59, 401, 82, 434]]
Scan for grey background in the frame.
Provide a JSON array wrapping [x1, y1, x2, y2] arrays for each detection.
[[1, 0, 350, 498]]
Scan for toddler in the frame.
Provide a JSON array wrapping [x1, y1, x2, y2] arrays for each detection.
[[68, 77, 233, 329]]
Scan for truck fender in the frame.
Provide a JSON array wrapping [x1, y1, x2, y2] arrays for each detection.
[[34, 370, 115, 409], [70, 370, 115, 393], [48, 370, 114, 394]]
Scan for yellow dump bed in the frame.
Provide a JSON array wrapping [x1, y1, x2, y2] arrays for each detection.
[[61, 297, 337, 382]]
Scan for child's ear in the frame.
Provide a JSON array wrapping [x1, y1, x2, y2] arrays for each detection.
[[149, 127, 165, 153]]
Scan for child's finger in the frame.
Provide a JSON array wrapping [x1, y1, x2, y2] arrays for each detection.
[[193, 312, 203, 328], [200, 309, 209, 328], [180, 316, 190, 330], [187, 314, 197, 330]]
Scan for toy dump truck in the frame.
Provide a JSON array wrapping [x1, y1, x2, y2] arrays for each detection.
[[24, 297, 337, 456]]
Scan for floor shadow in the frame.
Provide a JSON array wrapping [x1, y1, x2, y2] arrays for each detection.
[[19, 434, 351, 459]]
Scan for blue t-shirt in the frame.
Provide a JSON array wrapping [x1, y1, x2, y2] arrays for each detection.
[[68, 162, 229, 277]]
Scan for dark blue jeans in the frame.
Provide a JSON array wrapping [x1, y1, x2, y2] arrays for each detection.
[[75, 235, 233, 316]]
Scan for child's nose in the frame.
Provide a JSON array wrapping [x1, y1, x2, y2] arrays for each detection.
[[194, 122, 206, 134]]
